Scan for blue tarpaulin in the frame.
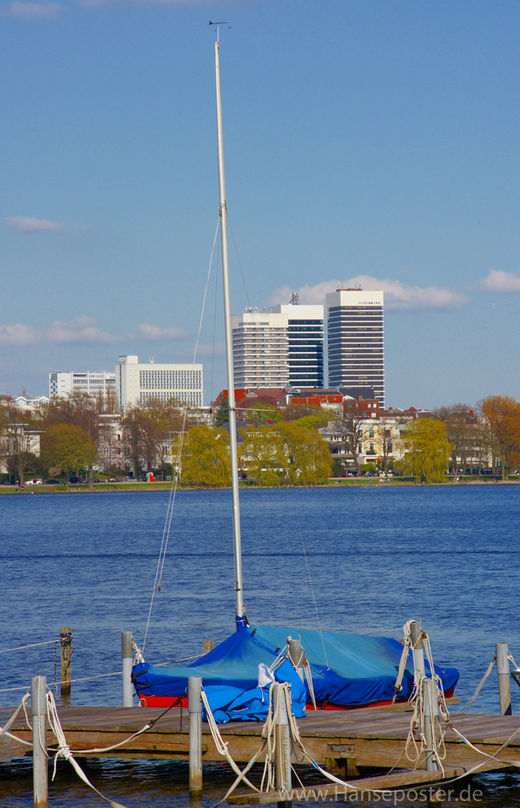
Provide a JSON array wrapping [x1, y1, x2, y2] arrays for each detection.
[[132, 623, 459, 721]]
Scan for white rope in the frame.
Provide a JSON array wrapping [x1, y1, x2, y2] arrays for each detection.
[[457, 655, 496, 714], [200, 689, 262, 795], [0, 692, 33, 747], [46, 691, 128, 808], [303, 658, 317, 709], [0, 669, 125, 695], [0, 639, 58, 655], [392, 618, 414, 702], [260, 682, 285, 792]]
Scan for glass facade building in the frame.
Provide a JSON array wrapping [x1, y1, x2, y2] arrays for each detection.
[[326, 289, 384, 406], [231, 303, 324, 389]]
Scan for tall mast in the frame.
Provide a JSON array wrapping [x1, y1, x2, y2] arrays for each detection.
[[214, 38, 246, 630]]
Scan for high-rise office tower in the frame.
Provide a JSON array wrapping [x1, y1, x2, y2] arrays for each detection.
[[326, 288, 384, 405], [231, 297, 324, 389]]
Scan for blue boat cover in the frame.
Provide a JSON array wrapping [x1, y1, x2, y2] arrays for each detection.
[[132, 623, 459, 722]]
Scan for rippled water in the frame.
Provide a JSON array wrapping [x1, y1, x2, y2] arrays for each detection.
[[1, 485, 520, 806]]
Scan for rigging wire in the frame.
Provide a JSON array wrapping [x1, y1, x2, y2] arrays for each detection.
[[227, 216, 252, 312], [290, 488, 329, 668], [206, 225, 222, 643], [142, 219, 221, 652]]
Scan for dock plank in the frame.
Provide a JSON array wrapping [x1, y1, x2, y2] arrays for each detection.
[[2, 705, 520, 774]]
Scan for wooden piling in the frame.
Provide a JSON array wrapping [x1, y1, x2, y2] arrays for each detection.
[[273, 683, 292, 806], [424, 677, 440, 771], [203, 639, 214, 654], [188, 676, 203, 796], [410, 621, 439, 770], [287, 636, 304, 681], [31, 675, 48, 808], [121, 632, 134, 707], [60, 627, 72, 699], [496, 642, 512, 715]]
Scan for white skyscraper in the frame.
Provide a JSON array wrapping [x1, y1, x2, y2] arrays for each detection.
[[231, 300, 324, 389], [326, 289, 384, 405], [116, 355, 203, 410]]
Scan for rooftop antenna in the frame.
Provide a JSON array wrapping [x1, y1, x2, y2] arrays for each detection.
[[209, 20, 230, 43]]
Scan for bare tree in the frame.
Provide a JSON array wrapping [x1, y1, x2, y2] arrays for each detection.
[[328, 411, 366, 474], [433, 404, 479, 476]]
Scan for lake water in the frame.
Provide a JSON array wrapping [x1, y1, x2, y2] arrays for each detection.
[[2, 484, 520, 806]]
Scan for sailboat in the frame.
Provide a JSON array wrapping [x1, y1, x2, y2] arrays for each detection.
[[131, 35, 458, 720]]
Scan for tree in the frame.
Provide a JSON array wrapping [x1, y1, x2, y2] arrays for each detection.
[[40, 423, 97, 482], [177, 425, 231, 486], [433, 404, 478, 476], [239, 425, 286, 485], [38, 393, 101, 443], [0, 404, 40, 484], [480, 395, 520, 479], [283, 403, 323, 421], [121, 400, 185, 478], [278, 421, 332, 485], [243, 402, 283, 425], [399, 418, 452, 483], [328, 411, 366, 474], [214, 395, 229, 427]]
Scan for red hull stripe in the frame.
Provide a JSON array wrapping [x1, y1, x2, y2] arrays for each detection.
[[138, 685, 455, 711]]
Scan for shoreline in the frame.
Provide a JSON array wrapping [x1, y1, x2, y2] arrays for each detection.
[[0, 477, 517, 494]]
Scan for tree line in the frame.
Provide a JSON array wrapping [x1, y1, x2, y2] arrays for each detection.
[[1, 392, 520, 486], [0, 394, 187, 484]]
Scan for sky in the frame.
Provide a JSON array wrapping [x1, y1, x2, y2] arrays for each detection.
[[1, 0, 519, 410]]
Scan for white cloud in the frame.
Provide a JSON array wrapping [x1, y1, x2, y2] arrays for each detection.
[[136, 322, 185, 340], [48, 316, 117, 343], [271, 275, 467, 311], [480, 269, 520, 292], [0, 324, 40, 346], [7, 2, 61, 20], [0, 317, 117, 346], [6, 216, 64, 233]]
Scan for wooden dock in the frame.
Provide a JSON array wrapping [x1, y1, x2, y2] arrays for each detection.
[[2, 702, 520, 778]]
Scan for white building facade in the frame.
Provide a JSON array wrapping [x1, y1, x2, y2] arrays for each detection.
[[49, 371, 116, 399], [326, 289, 384, 406], [231, 300, 324, 389], [115, 355, 203, 410]]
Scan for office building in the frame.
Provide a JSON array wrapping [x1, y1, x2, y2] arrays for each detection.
[[326, 288, 384, 406], [231, 297, 324, 389], [116, 355, 203, 410], [49, 371, 116, 399]]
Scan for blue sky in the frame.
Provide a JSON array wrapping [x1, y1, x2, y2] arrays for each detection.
[[1, 0, 519, 409]]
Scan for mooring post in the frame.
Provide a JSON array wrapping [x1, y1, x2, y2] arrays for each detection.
[[60, 626, 72, 700], [287, 636, 304, 680], [273, 682, 292, 806], [424, 677, 440, 771], [188, 676, 203, 796], [32, 675, 48, 808], [410, 621, 438, 770], [121, 631, 134, 707], [496, 642, 512, 715], [410, 620, 425, 684]]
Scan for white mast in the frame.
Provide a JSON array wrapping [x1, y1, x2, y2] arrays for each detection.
[[214, 37, 246, 628]]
